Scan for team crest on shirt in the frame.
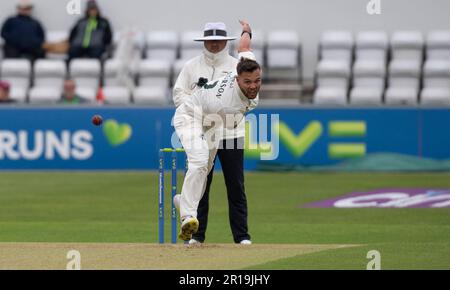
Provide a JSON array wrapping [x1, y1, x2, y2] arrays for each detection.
[[203, 81, 218, 89]]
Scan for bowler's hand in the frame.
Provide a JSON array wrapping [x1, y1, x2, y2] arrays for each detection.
[[238, 20, 252, 52], [239, 20, 252, 34]]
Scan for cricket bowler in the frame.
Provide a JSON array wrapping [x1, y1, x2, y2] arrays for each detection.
[[173, 20, 261, 241]]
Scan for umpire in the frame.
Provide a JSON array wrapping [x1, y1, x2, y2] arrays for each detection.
[[173, 22, 257, 245]]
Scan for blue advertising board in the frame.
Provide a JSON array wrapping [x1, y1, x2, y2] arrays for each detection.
[[0, 107, 449, 170]]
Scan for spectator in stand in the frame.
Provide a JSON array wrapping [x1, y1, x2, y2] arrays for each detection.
[[1, 0, 45, 62], [0, 81, 15, 104], [59, 79, 89, 104], [68, 0, 113, 61]]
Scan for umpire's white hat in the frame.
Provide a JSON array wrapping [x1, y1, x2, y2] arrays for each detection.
[[194, 22, 237, 41]]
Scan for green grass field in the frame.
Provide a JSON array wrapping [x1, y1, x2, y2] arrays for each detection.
[[0, 171, 449, 269]]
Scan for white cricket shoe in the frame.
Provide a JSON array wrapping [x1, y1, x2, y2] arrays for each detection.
[[178, 216, 199, 241], [173, 194, 181, 210], [239, 239, 252, 245], [188, 238, 202, 245]]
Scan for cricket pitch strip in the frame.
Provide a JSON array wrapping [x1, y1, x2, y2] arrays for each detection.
[[0, 243, 358, 270]]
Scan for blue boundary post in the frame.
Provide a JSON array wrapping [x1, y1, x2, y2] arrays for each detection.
[[158, 149, 165, 244], [171, 150, 177, 244]]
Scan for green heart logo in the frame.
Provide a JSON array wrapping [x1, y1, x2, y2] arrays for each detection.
[[103, 119, 132, 146]]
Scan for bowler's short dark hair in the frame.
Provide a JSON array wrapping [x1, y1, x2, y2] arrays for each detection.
[[237, 58, 261, 75]]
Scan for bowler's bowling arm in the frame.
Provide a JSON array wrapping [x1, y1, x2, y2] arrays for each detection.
[[238, 20, 252, 53]]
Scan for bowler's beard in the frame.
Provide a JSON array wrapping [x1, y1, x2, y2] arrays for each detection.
[[239, 85, 259, 99]]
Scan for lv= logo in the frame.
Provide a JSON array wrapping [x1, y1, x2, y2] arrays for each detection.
[[245, 118, 366, 160]]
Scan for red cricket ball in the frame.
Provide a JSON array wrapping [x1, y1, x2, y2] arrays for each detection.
[[92, 115, 103, 126]]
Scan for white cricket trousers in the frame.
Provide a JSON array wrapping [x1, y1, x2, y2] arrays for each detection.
[[173, 107, 218, 219]]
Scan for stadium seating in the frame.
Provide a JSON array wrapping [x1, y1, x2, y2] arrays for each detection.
[[385, 59, 421, 105], [423, 31, 450, 105], [172, 58, 188, 83], [132, 58, 172, 105], [355, 31, 389, 62], [180, 31, 203, 61], [69, 59, 101, 90], [319, 31, 354, 63], [138, 59, 171, 87], [103, 59, 123, 86], [423, 59, 450, 89], [352, 59, 386, 89], [9, 87, 28, 103], [351, 31, 388, 105], [0, 59, 32, 91], [107, 26, 143, 88], [266, 30, 301, 81], [350, 87, 384, 105], [250, 31, 265, 65], [76, 87, 97, 103], [380, 32, 423, 105], [314, 59, 351, 105], [385, 87, 419, 105], [390, 31, 424, 61], [28, 87, 61, 104], [33, 59, 67, 88], [426, 31, 450, 60], [313, 31, 354, 104], [103, 58, 136, 87], [316, 59, 351, 90], [113, 29, 146, 59], [102, 86, 131, 104], [349, 59, 386, 105], [385, 59, 421, 104], [146, 31, 179, 63], [421, 87, 450, 105], [1, 27, 449, 107], [133, 86, 168, 105], [314, 87, 347, 105], [30, 59, 66, 104], [420, 59, 450, 105]]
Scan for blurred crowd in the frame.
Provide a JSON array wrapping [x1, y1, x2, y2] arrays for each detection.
[[0, 0, 112, 104]]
